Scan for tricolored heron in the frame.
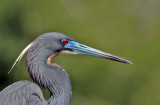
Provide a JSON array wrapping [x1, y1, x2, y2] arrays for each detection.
[[0, 32, 132, 105]]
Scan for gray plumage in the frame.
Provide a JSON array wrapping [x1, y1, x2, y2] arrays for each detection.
[[0, 80, 45, 105], [0, 32, 132, 105], [0, 33, 73, 105]]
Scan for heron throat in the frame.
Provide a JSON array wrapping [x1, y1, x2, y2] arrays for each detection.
[[26, 42, 72, 105]]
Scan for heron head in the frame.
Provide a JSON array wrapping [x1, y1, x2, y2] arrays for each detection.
[[36, 33, 132, 64], [9, 32, 132, 73]]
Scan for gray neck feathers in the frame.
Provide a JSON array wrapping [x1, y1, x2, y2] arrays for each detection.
[[26, 42, 72, 105]]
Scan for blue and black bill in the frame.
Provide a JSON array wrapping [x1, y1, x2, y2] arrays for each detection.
[[64, 40, 133, 64]]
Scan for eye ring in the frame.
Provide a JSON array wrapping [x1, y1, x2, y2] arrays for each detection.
[[62, 39, 68, 45]]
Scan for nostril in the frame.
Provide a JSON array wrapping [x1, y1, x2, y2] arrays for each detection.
[[80, 45, 87, 48]]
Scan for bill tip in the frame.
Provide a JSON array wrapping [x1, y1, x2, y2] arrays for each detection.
[[126, 61, 133, 64]]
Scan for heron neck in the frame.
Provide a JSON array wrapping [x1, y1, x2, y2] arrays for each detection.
[[26, 45, 72, 105]]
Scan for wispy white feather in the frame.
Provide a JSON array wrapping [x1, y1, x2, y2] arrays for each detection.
[[8, 42, 34, 73]]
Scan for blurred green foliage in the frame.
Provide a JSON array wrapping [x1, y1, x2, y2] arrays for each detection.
[[0, 0, 160, 105]]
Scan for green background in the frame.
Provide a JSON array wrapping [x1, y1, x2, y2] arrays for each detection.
[[0, 0, 160, 105]]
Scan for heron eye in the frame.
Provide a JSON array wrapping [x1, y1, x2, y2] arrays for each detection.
[[62, 39, 68, 45]]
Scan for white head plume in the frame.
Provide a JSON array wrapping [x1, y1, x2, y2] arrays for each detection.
[[8, 42, 34, 73]]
